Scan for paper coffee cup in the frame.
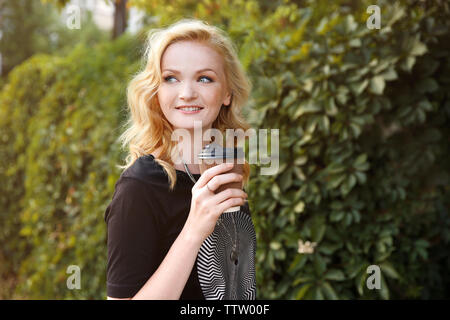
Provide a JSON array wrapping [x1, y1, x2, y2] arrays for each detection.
[[198, 142, 245, 212]]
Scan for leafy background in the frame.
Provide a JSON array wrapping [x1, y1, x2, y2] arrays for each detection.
[[0, 0, 449, 299]]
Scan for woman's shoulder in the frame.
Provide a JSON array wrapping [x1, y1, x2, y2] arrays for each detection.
[[119, 154, 169, 189], [104, 155, 167, 222]]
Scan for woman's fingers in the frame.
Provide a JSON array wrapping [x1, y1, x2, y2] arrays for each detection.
[[212, 188, 247, 205], [194, 162, 234, 190], [216, 197, 246, 215], [207, 172, 243, 192]]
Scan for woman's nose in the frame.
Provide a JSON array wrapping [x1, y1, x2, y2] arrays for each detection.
[[179, 82, 198, 100]]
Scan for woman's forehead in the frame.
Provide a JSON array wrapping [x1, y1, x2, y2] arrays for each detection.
[[161, 40, 225, 72]]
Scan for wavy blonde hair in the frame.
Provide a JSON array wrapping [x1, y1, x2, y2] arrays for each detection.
[[119, 18, 252, 191]]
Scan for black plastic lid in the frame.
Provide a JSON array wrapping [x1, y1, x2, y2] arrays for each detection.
[[198, 142, 244, 159]]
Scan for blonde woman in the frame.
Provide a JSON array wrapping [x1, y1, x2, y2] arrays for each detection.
[[104, 19, 257, 300]]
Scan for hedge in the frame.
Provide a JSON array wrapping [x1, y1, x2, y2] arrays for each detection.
[[242, 0, 450, 299], [0, 34, 141, 298]]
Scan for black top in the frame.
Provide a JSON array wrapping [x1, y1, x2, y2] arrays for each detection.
[[104, 154, 256, 300]]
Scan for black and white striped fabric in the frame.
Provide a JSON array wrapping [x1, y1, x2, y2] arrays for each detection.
[[196, 205, 257, 300]]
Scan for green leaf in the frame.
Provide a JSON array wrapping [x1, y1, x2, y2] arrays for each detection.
[[282, 90, 298, 108], [289, 254, 307, 273], [411, 41, 427, 56], [354, 171, 367, 184], [316, 17, 329, 35], [311, 218, 326, 242], [354, 153, 367, 166], [349, 38, 362, 48], [314, 254, 327, 275], [354, 162, 369, 171], [319, 242, 342, 255], [340, 175, 356, 197], [370, 76, 385, 95], [387, 4, 405, 26], [380, 68, 398, 81], [274, 249, 286, 260], [330, 201, 344, 210], [356, 271, 367, 296], [294, 201, 305, 213], [294, 100, 322, 119], [325, 269, 345, 281], [350, 79, 369, 95], [379, 273, 390, 300], [327, 162, 347, 174], [348, 174, 357, 190], [270, 241, 282, 250], [322, 281, 339, 300], [328, 174, 347, 189], [347, 262, 366, 279], [325, 97, 338, 116], [319, 115, 330, 134], [293, 275, 313, 286], [415, 239, 430, 248], [271, 183, 280, 200], [418, 99, 433, 111], [293, 167, 306, 180], [379, 261, 400, 280], [402, 56, 416, 72], [345, 15, 357, 32], [314, 286, 324, 300], [418, 78, 438, 93], [330, 211, 345, 222], [279, 168, 293, 191], [303, 79, 314, 93], [350, 123, 362, 137], [295, 283, 312, 300], [294, 156, 308, 166]]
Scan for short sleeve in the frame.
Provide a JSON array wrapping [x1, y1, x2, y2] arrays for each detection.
[[104, 177, 163, 298]]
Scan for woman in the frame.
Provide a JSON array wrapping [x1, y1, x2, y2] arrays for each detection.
[[104, 19, 257, 300]]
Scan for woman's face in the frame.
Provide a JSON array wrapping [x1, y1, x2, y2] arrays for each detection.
[[157, 40, 231, 132]]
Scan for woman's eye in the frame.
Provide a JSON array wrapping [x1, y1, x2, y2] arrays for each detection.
[[164, 76, 176, 82], [199, 76, 213, 83], [163, 75, 213, 83]]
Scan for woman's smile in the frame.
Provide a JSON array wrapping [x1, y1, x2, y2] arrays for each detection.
[[176, 105, 204, 114]]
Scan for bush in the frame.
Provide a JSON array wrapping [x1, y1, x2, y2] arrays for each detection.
[[0, 34, 141, 299], [243, 0, 450, 299]]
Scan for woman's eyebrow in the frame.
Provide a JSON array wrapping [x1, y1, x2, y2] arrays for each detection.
[[162, 68, 218, 75]]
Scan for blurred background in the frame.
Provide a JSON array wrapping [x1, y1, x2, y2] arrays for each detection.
[[0, 0, 449, 299]]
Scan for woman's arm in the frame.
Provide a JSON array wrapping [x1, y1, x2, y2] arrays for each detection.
[[107, 225, 202, 300], [131, 226, 202, 300]]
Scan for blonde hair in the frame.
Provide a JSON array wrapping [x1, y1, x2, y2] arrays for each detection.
[[118, 19, 252, 191]]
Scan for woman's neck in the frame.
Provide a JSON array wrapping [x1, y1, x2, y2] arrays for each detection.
[[175, 135, 204, 174], [153, 130, 212, 175]]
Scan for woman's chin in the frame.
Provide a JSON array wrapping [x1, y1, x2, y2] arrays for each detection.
[[172, 118, 214, 130]]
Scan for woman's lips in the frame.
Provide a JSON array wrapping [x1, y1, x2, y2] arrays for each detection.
[[176, 107, 203, 114]]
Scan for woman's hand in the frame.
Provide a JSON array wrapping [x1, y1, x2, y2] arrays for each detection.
[[183, 163, 248, 243]]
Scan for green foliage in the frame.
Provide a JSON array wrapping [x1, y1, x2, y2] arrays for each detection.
[[0, 34, 141, 299], [1, 0, 449, 299], [0, 0, 108, 78], [242, 0, 450, 299]]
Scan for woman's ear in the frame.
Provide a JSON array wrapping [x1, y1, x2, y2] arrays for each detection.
[[223, 92, 233, 107]]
